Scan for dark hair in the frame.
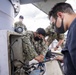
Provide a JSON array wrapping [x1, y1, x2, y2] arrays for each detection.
[[19, 15, 24, 19], [36, 28, 46, 36], [48, 2, 74, 19]]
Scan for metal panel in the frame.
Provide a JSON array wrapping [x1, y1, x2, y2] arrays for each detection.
[[0, 30, 10, 75], [0, 0, 14, 30], [0, 30, 23, 75], [20, 0, 66, 14], [46, 60, 63, 75], [20, 0, 44, 4], [33, 0, 66, 14], [10, 35, 23, 66]]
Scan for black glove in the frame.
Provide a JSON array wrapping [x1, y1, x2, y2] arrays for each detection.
[[14, 27, 23, 33], [45, 50, 52, 59]]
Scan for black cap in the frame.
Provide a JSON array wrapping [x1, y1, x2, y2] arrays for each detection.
[[36, 28, 46, 36], [19, 15, 24, 19]]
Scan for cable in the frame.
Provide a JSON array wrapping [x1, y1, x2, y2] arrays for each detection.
[[10, 39, 18, 75]]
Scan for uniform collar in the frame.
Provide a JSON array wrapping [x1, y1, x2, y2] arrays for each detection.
[[68, 18, 76, 30]]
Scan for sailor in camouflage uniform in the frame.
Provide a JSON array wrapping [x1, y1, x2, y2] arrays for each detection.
[[22, 28, 48, 62], [14, 15, 27, 34], [45, 25, 64, 50], [14, 28, 48, 75]]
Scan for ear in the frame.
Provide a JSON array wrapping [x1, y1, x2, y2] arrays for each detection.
[[57, 12, 63, 18], [34, 32, 37, 36]]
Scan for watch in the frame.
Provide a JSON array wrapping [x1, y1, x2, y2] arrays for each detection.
[[56, 46, 59, 48]]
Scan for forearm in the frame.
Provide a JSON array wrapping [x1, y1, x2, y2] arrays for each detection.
[[35, 54, 44, 62], [54, 39, 64, 51], [56, 39, 64, 47]]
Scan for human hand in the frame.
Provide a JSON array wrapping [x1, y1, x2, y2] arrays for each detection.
[[35, 55, 44, 62], [54, 46, 59, 51], [55, 55, 63, 61]]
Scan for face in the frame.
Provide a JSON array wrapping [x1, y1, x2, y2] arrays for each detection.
[[50, 12, 67, 33], [19, 18, 23, 22], [34, 33, 43, 41]]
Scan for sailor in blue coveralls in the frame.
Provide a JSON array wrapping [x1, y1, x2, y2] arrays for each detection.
[[48, 2, 76, 75]]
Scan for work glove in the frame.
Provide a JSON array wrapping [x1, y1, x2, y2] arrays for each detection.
[[29, 59, 39, 68], [29, 59, 38, 65]]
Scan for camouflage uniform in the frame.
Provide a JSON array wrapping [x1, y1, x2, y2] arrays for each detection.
[[22, 31, 38, 62], [35, 40, 48, 56], [14, 21, 27, 33], [22, 31, 48, 62], [45, 25, 64, 48], [18, 31, 48, 75]]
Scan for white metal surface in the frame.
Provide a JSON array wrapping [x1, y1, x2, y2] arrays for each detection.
[[0, 30, 10, 75], [46, 60, 63, 75], [0, 0, 14, 30]]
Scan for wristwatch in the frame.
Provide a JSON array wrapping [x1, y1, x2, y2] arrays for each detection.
[[56, 46, 59, 48]]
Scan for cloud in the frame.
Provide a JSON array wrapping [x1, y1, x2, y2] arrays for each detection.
[[18, 4, 42, 18], [35, 12, 48, 19], [15, 3, 50, 31], [66, 0, 76, 11]]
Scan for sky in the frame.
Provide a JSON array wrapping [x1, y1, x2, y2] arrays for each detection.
[[14, 0, 76, 31], [14, 4, 50, 31]]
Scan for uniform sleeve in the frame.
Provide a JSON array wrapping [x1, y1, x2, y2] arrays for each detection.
[[45, 25, 56, 46], [45, 26, 50, 35], [22, 31, 38, 60], [40, 41, 48, 56], [14, 22, 17, 29], [68, 24, 76, 70], [47, 36, 52, 46], [23, 24, 27, 31], [57, 34, 64, 40]]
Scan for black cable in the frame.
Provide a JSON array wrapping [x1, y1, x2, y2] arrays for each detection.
[[58, 61, 64, 74], [10, 39, 18, 75], [11, 39, 18, 46], [10, 39, 18, 61], [8, 0, 14, 9], [13, 59, 25, 65]]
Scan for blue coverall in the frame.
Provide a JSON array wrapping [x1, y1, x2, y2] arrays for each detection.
[[62, 18, 76, 75]]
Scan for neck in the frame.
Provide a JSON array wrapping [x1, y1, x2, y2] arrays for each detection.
[[67, 14, 76, 28], [33, 32, 36, 37]]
